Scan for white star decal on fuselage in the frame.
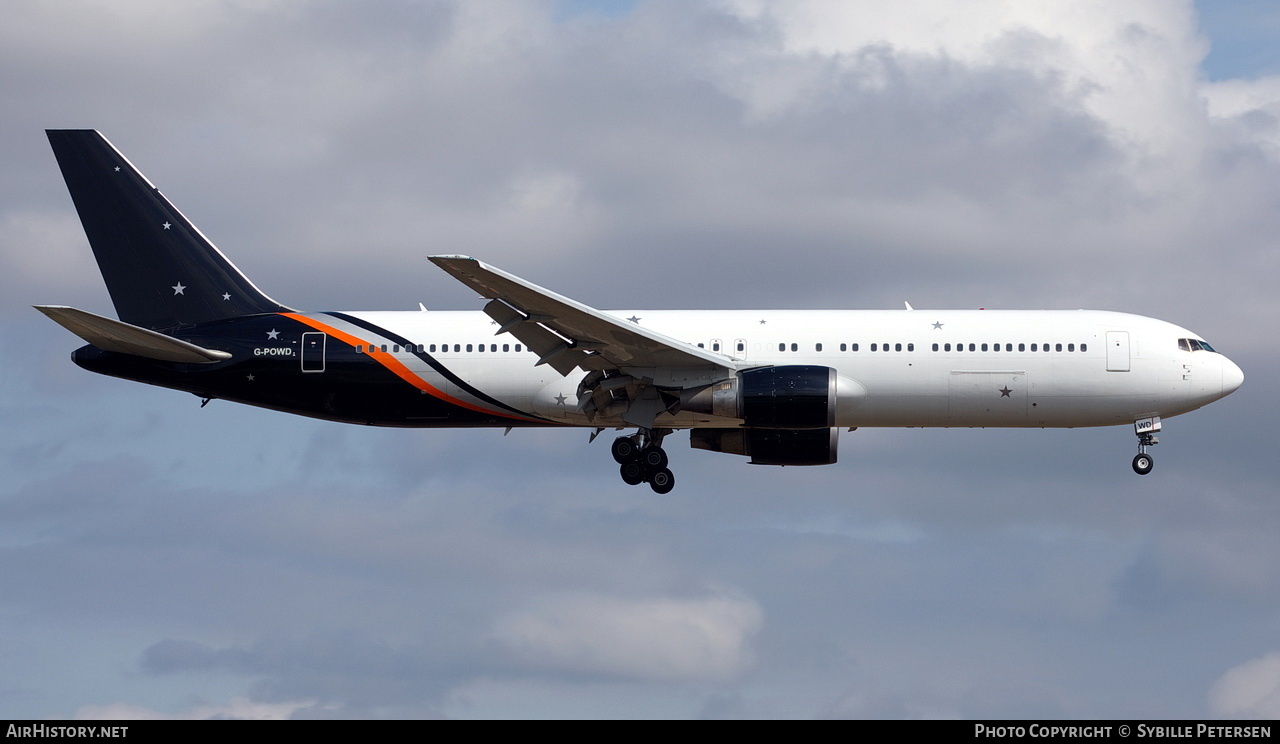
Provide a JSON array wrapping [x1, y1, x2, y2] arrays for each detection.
[[222, 293, 231, 301], [162, 222, 171, 230], [266, 329, 280, 340], [627, 316, 641, 324], [171, 282, 186, 295], [554, 393, 567, 405], [932, 322, 944, 330]]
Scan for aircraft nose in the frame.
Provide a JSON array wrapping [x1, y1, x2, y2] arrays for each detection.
[[1222, 356, 1244, 397]]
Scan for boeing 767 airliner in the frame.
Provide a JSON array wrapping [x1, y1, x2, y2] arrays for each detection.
[[37, 130, 1243, 492]]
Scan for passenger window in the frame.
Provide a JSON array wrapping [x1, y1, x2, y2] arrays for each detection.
[[841, 343, 847, 352], [1068, 343, 1075, 352], [895, 343, 902, 352], [944, 343, 951, 352], [907, 343, 914, 352], [466, 344, 473, 352], [778, 343, 785, 352], [515, 344, 522, 352], [1055, 343, 1062, 352], [969, 343, 976, 352], [791, 343, 798, 352], [981, 343, 988, 352], [932, 343, 938, 351], [871, 343, 878, 352], [852, 343, 859, 352], [1081, 343, 1087, 352], [1019, 343, 1025, 352], [816, 343, 823, 352]]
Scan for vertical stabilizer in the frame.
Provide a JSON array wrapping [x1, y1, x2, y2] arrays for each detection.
[[46, 130, 291, 330]]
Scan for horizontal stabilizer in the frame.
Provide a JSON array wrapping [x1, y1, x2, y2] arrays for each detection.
[[34, 305, 232, 364]]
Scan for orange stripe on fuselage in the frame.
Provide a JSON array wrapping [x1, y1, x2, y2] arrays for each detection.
[[281, 312, 541, 423]]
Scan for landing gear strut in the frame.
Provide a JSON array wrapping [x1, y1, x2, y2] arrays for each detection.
[[612, 428, 675, 493], [1132, 416, 1159, 475]]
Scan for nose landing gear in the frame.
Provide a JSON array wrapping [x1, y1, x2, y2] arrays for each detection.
[[612, 428, 675, 493], [1132, 416, 1160, 475]]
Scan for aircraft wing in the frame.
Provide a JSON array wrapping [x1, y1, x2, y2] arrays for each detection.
[[428, 255, 739, 376]]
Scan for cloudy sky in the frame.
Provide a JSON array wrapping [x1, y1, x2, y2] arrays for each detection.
[[1, 0, 1278, 719]]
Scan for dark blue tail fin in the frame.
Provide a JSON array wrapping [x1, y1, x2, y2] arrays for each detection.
[[46, 130, 291, 331]]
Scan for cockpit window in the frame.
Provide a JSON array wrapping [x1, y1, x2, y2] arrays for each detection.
[[1179, 338, 1217, 353]]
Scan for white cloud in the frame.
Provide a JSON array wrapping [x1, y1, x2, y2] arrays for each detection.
[[492, 592, 762, 682], [1209, 653, 1280, 719], [73, 696, 317, 721]]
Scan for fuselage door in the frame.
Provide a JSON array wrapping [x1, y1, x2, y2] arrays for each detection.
[[1106, 331, 1130, 372], [301, 331, 326, 373]]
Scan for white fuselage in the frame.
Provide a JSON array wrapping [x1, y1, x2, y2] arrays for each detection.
[[326, 308, 1243, 430]]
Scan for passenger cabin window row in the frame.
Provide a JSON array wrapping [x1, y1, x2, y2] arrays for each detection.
[[769, 342, 1087, 353], [930, 342, 1087, 353], [777, 342, 917, 352], [356, 343, 524, 354]]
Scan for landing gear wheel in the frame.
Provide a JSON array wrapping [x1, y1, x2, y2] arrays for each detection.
[[612, 437, 638, 464], [648, 468, 675, 494], [640, 446, 668, 470], [620, 461, 645, 485], [1132, 453, 1154, 475]]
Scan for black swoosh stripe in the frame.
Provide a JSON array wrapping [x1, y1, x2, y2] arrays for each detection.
[[324, 312, 549, 422]]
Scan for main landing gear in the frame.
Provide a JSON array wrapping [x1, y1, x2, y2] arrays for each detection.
[[612, 428, 675, 494], [1131, 416, 1160, 475]]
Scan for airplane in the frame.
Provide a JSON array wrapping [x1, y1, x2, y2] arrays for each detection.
[[37, 130, 1244, 493]]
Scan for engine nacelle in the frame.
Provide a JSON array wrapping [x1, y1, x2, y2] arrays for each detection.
[[683, 365, 864, 428], [690, 427, 838, 466], [741, 365, 835, 428]]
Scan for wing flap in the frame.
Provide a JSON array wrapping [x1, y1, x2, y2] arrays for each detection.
[[34, 305, 232, 364]]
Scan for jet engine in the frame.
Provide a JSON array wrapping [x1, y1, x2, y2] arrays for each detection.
[[690, 426, 838, 466], [683, 365, 865, 466]]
